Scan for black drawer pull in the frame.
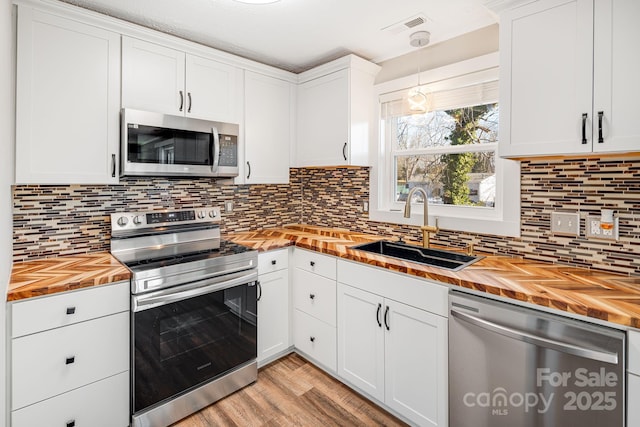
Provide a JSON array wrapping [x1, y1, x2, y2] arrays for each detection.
[[66, 307, 76, 315], [309, 293, 316, 300], [310, 261, 315, 267], [66, 356, 75, 365], [271, 260, 277, 265], [67, 421, 76, 427], [309, 336, 316, 343]]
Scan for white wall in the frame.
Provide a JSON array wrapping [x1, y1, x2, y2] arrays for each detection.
[[1, 0, 15, 422], [375, 24, 499, 84]]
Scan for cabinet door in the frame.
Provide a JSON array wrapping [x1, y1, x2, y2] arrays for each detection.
[[385, 301, 448, 427], [337, 284, 385, 402], [257, 269, 290, 364], [629, 373, 640, 427], [186, 54, 241, 123], [593, 0, 640, 153], [15, 7, 120, 184], [121, 36, 185, 115], [499, 0, 594, 157], [296, 69, 349, 167], [244, 71, 292, 184]]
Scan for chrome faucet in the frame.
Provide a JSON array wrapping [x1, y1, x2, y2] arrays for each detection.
[[403, 187, 438, 248]]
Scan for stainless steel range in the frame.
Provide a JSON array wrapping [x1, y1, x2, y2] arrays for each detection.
[[110, 207, 258, 427]]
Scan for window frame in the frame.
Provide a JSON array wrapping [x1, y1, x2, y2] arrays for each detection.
[[369, 53, 521, 237]]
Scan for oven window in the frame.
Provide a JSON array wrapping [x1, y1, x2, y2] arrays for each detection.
[[133, 283, 257, 413], [127, 125, 213, 165]]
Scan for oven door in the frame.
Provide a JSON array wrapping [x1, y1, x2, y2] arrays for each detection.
[[132, 269, 258, 414]]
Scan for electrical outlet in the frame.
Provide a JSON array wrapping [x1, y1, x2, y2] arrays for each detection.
[[585, 215, 619, 240], [363, 201, 369, 213], [550, 212, 580, 236]]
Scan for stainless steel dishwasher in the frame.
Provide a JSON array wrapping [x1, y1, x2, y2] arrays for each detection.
[[449, 291, 625, 427]]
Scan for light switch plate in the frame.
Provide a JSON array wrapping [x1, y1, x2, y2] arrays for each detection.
[[550, 212, 580, 236]]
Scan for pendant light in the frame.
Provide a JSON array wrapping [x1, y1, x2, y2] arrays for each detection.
[[408, 31, 430, 114]]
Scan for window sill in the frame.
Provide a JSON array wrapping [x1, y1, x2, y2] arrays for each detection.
[[368, 208, 521, 238]]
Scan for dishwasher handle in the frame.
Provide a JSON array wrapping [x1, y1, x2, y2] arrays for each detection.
[[450, 309, 619, 364]]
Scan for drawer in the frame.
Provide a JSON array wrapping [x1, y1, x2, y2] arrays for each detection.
[[258, 248, 289, 274], [293, 248, 336, 280], [293, 309, 336, 372], [12, 311, 129, 410], [293, 268, 336, 326], [630, 330, 640, 375], [11, 281, 129, 338], [12, 371, 129, 427]]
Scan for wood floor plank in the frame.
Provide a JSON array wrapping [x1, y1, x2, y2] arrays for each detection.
[[171, 353, 408, 427]]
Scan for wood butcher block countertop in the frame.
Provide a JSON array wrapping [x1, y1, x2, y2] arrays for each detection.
[[7, 252, 131, 302], [227, 225, 640, 329]]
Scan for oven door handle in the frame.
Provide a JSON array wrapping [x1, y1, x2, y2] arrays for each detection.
[[133, 270, 258, 312]]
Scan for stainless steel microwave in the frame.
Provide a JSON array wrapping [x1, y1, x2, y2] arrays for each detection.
[[121, 109, 239, 178]]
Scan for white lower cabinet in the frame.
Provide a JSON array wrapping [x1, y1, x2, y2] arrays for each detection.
[[257, 249, 290, 364], [8, 282, 130, 427], [292, 249, 337, 372], [337, 260, 448, 427], [628, 330, 640, 426], [12, 372, 129, 427]]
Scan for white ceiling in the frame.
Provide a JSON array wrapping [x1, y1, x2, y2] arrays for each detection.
[[59, 0, 498, 73]]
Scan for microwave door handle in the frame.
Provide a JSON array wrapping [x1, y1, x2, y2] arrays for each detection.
[[211, 127, 220, 172]]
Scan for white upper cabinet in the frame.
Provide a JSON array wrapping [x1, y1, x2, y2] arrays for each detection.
[[295, 55, 381, 167], [499, 0, 640, 158], [122, 36, 242, 123], [121, 37, 185, 116], [592, 0, 640, 153], [242, 70, 293, 184], [15, 7, 121, 184]]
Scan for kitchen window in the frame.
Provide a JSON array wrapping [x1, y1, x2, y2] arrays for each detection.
[[370, 54, 520, 236]]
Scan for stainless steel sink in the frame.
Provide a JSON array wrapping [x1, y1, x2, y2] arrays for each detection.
[[351, 240, 482, 271]]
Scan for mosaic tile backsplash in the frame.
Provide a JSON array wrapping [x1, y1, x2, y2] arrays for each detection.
[[12, 158, 640, 275]]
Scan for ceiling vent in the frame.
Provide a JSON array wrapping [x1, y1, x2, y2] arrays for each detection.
[[382, 14, 428, 36]]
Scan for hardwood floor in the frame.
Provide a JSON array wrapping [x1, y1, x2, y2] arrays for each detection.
[[172, 353, 408, 426]]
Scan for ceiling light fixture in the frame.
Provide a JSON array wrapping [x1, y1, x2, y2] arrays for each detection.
[[232, 0, 281, 4], [408, 31, 430, 114]]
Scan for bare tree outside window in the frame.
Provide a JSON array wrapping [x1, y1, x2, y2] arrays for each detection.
[[393, 103, 498, 208]]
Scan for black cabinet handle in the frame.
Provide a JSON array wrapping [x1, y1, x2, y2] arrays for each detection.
[[271, 260, 277, 265], [179, 90, 184, 111], [65, 356, 75, 365], [581, 113, 588, 144], [187, 92, 192, 113], [309, 336, 316, 343], [376, 303, 382, 328], [342, 142, 347, 161], [598, 111, 604, 143], [384, 306, 390, 331], [66, 307, 76, 315], [309, 293, 315, 300], [246, 161, 251, 180], [256, 280, 262, 302], [111, 154, 116, 178], [67, 421, 76, 427], [310, 261, 315, 267]]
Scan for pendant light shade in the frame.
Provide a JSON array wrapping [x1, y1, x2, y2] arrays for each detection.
[[408, 31, 430, 114]]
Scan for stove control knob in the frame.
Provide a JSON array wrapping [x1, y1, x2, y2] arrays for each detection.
[[209, 210, 217, 218], [133, 215, 143, 225], [117, 216, 129, 227], [197, 211, 206, 219]]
